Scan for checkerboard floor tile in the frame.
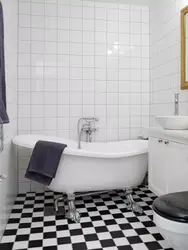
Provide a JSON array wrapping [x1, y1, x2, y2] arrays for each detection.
[[0, 186, 174, 250]]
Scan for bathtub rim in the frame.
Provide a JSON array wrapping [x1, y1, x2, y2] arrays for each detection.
[[12, 134, 148, 159]]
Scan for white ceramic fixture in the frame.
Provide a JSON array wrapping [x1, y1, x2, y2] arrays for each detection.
[[12, 134, 148, 193], [153, 211, 188, 250], [156, 116, 188, 130]]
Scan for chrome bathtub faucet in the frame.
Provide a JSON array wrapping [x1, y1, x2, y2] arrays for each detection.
[[77, 117, 99, 149]]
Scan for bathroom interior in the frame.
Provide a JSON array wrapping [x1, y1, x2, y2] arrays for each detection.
[[1, 0, 188, 249]]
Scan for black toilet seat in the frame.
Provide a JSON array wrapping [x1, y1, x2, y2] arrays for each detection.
[[152, 192, 188, 223]]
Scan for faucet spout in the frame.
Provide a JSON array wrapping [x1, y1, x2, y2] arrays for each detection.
[[77, 118, 83, 149], [78, 129, 83, 149]]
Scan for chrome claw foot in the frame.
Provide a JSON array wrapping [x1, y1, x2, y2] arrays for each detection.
[[125, 188, 143, 214], [66, 209, 80, 223], [127, 201, 143, 214], [66, 193, 80, 223]]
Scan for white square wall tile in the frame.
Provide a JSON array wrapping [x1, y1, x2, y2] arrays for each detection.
[[19, 41, 30, 53], [31, 105, 44, 118], [130, 10, 141, 22], [44, 105, 57, 118], [31, 3, 45, 15], [19, 2, 30, 15], [119, 9, 130, 22], [18, 105, 31, 118], [70, 92, 82, 105], [46, 16, 57, 29], [70, 6, 82, 18], [107, 8, 118, 21], [58, 117, 70, 130], [95, 32, 106, 44], [45, 4, 57, 16], [58, 5, 70, 17], [18, 92, 31, 105], [70, 105, 82, 117], [70, 18, 82, 30], [44, 118, 57, 130], [83, 6, 94, 19], [31, 92, 44, 105], [58, 92, 70, 105], [83, 19, 94, 31], [58, 105, 69, 117], [19, 15, 30, 28], [31, 118, 44, 131], [31, 15, 45, 29], [31, 28, 44, 41], [95, 20, 106, 32], [19, 27, 31, 40], [83, 105, 94, 116], [19, 80, 30, 92], [44, 92, 57, 105], [70, 79, 82, 92], [83, 92, 94, 105], [83, 31, 94, 43]]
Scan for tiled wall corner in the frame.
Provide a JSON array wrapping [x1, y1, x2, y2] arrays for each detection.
[[150, 0, 188, 126]]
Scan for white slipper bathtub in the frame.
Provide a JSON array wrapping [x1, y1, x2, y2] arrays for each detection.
[[13, 134, 148, 193], [13, 135, 148, 222]]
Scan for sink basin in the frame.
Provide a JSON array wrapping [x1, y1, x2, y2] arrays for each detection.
[[156, 116, 188, 130]]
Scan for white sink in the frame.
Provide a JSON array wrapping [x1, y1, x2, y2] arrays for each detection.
[[156, 116, 188, 130]]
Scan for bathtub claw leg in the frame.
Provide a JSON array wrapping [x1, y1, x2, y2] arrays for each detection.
[[125, 188, 143, 214], [66, 194, 80, 223]]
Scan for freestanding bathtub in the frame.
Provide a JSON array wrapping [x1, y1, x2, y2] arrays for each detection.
[[13, 134, 148, 222]]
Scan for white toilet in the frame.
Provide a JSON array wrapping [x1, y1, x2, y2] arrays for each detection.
[[152, 192, 188, 250]]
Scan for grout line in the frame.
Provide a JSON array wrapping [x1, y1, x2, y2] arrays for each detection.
[[117, 3, 120, 141], [93, 2, 96, 142], [81, 0, 83, 134], [56, 0, 58, 136], [105, 4, 107, 143], [141, 7, 143, 137], [128, 6, 131, 140], [29, 0, 32, 192], [68, 1, 71, 140]]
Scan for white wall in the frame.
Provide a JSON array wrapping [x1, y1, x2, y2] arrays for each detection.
[[150, 0, 188, 126], [17, 0, 150, 193], [18, 0, 150, 141], [0, 0, 18, 240]]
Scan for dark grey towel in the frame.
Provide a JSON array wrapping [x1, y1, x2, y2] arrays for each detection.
[[25, 140, 67, 186], [0, 2, 9, 124]]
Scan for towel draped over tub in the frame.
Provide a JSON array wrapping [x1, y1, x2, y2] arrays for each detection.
[[25, 140, 67, 186]]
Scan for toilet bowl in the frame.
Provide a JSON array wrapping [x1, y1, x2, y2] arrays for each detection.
[[152, 192, 188, 250]]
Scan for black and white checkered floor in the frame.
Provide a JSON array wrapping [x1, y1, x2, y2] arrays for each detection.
[[0, 186, 173, 250]]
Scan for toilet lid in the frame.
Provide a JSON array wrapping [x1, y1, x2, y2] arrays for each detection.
[[152, 192, 188, 223]]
